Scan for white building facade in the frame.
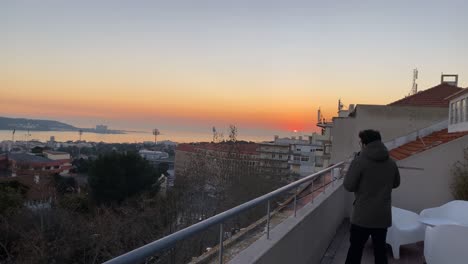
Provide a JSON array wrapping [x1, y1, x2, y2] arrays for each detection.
[[448, 89, 468, 133], [139, 150, 169, 161]]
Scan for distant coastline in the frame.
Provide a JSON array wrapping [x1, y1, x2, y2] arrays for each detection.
[[0, 116, 127, 134]]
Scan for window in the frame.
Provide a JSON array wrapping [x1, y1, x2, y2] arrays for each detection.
[[294, 155, 300, 161], [455, 101, 461, 124], [465, 98, 468, 122], [457, 100, 463, 123], [272, 154, 276, 158], [451, 103, 456, 124], [296, 148, 301, 151], [279, 154, 283, 159], [301, 156, 309, 162], [462, 99, 467, 122]]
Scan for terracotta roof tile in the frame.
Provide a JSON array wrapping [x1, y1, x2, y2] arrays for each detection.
[[390, 129, 468, 160], [388, 83, 463, 107], [177, 142, 259, 155]]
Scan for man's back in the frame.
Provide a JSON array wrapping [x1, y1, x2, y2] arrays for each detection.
[[344, 140, 400, 228]]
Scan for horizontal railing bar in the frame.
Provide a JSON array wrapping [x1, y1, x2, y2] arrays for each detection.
[[103, 162, 345, 264]]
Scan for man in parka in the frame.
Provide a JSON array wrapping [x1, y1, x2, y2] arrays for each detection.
[[344, 129, 400, 264]]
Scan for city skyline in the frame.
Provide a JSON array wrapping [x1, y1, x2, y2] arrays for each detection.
[[2, 0, 468, 135]]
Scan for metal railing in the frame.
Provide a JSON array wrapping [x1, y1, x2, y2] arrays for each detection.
[[103, 161, 346, 264]]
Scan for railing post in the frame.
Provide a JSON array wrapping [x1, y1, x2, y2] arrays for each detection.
[[322, 174, 326, 193], [311, 179, 314, 203], [218, 223, 224, 264], [293, 188, 297, 217], [266, 200, 271, 239]]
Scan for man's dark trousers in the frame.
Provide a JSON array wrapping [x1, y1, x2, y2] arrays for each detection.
[[345, 224, 388, 264]]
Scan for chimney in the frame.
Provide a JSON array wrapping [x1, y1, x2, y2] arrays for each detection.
[[274, 135, 279, 142], [441, 74, 458, 86]]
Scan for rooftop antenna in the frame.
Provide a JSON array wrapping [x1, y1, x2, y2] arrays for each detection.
[[317, 108, 322, 124], [411, 68, 418, 95], [79, 129, 83, 141], [338, 99, 344, 112]]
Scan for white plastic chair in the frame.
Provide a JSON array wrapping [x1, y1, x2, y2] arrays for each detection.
[[424, 224, 468, 264], [386, 207, 425, 259], [419, 200, 468, 226]]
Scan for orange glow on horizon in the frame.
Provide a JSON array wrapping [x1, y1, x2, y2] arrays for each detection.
[[1, 59, 409, 134], [1, 75, 347, 132]]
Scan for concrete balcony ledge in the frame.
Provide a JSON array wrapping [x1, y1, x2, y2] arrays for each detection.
[[229, 180, 349, 264]]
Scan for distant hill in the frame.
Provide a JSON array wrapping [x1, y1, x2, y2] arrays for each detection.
[[0, 117, 78, 131]]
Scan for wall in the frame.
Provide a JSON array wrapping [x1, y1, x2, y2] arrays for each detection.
[[449, 120, 468, 133], [229, 182, 351, 264], [330, 117, 356, 163], [448, 92, 468, 132], [392, 135, 468, 213], [331, 105, 448, 163]]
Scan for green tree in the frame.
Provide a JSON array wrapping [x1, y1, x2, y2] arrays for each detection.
[[88, 152, 159, 204], [157, 162, 169, 176], [58, 193, 91, 213], [0, 181, 28, 215], [53, 174, 77, 195], [452, 148, 468, 200], [72, 157, 91, 173]]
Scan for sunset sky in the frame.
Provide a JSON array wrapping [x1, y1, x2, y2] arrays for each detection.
[[2, 0, 468, 140]]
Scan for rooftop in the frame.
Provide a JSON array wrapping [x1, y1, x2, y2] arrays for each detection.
[[176, 142, 259, 155], [389, 128, 468, 160], [445, 87, 468, 101], [388, 83, 463, 107], [8, 153, 53, 163]]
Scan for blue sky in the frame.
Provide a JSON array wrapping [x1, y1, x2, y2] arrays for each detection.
[[1, 0, 468, 140]]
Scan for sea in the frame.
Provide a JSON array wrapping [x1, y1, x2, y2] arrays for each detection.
[[0, 129, 274, 144]]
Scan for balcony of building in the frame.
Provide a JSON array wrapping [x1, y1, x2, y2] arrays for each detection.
[[104, 122, 468, 264], [257, 149, 290, 154], [103, 159, 437, 264]]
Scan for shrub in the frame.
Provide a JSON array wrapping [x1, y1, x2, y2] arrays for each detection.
[[451, 148, 468, 200]]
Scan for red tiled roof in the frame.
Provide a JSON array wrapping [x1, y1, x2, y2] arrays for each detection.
[[177, 142, 259, 155], [445, 88, 468, 101], [390, 129, 468, 160], [388, 83, 463, 107], [176, 144, 197, 152]]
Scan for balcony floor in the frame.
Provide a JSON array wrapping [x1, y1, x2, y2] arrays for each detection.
[[321, 219, 425, 264]]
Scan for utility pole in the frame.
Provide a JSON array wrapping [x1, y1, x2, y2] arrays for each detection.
[[78, 130, 83, 157], [153, 129, 160, 145]]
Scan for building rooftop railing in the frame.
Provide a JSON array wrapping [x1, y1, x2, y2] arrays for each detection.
[[103, 161, 346, 264]]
